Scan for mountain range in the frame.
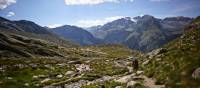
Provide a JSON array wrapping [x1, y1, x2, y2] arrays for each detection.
[[88, 15, 192, 52], [0, 15, 193, 52], [0, 15, 200, 88]]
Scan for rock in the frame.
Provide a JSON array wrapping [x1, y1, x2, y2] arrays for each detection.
[[56, 74, 63, 78], [142, 60, 150, 65], [41, 78, 51, 83], [7, 77, 13, 80], [132, 77, 144, 81], [64, 80, 87, 88], [24, 83, 29, 86], [14, 64, 26, 69], [65, 71, 75, 76], [0, 67, 5, 72], [148, 48, 167, 58], [156, 58, 162, 61], [32, 75, 38, 79], [29, 63, 37, 68], [43, 85, 55, 88], [38, 75, 46, 78], [75, 64, 92, 72], [192, 67, 200, 79], [56, 63, 66, 67], [68, 60, 82, 64], [127, 81, 137, 88], [115, 74, 135, 83], [44, 64, 54, 70], [115, 86, 122, 88], [35, 84, 40, 87], [136, 71, 144, 75]]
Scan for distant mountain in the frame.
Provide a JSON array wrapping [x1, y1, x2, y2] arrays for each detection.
[[142, 16, 200, 88], [0, 17, 75, 47], [89, 15, 192, 52], [50, 25, 103, 45]]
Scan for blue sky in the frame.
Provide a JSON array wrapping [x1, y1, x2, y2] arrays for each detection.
[[0, 0, 200, 28]]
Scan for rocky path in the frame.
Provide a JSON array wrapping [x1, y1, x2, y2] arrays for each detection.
[[44, 66, 164, 88], [114, 66, 164, 88], [142, 76, 165, 88]]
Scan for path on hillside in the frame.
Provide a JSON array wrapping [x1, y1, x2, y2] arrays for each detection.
[[44, 65, 164, 88]]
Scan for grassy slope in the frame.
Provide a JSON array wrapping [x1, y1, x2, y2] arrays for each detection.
[[143, 17, 200, 88], [0, 32, 66, 58], [0, 39, 134, 88]]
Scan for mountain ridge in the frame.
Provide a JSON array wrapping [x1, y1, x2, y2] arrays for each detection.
[[89, 15, 192, 52]]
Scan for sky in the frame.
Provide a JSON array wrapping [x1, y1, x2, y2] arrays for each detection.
[[0, 0, 200, 28]]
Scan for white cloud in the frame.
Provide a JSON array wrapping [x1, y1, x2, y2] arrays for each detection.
[[76, 16, 125, 27], [47, 24, 63, 28], [0, 0, 16, 9], [7, 11, 15, 17], [64, 0, 134, 5]]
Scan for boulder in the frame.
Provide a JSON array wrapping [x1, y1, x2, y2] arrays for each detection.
[[148, 48, 167, 58], [38, 75, 46, 78], [7, 77, 13, 80], [32, 75, 39, 79], [192, 67, 200, 79], [24, 83, 29, 86], [56, 74, 63, 78], [114, 74, 135, 83], [41, 78, 51, 83], [142, 60, 150, 65], [115, 86, 122, 88], [65, 71, 75, 76], [127, 81, 137, 88], [136, 71, 144, 75], [56, 63, 66, 67], [75, 64, 92, 72]]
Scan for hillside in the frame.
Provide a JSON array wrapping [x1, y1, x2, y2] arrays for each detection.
[[51, 25, 103, 46], [0, 17, 75, 47], [0, 42, 135, 88], [142, 16, 200, 88], [0, 31, 66, 58]]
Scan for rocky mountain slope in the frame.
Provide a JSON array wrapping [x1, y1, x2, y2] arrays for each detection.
[[0, 17, 75, 47], [89, 15, 192, 52], [0, 31, 64, 58], [142, 16, 200, 88], [50, 25, 103, 46]]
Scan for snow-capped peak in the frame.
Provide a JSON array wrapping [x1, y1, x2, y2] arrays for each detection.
[[124, 17, 137, 23]]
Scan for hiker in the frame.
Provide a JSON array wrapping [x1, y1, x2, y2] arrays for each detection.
[[131, 57, 139, 71]]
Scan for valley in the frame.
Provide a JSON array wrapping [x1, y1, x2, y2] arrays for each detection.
[[0, 16, 200, 88]]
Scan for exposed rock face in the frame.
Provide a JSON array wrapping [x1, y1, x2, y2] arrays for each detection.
[[192, 67, 200, 79]]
